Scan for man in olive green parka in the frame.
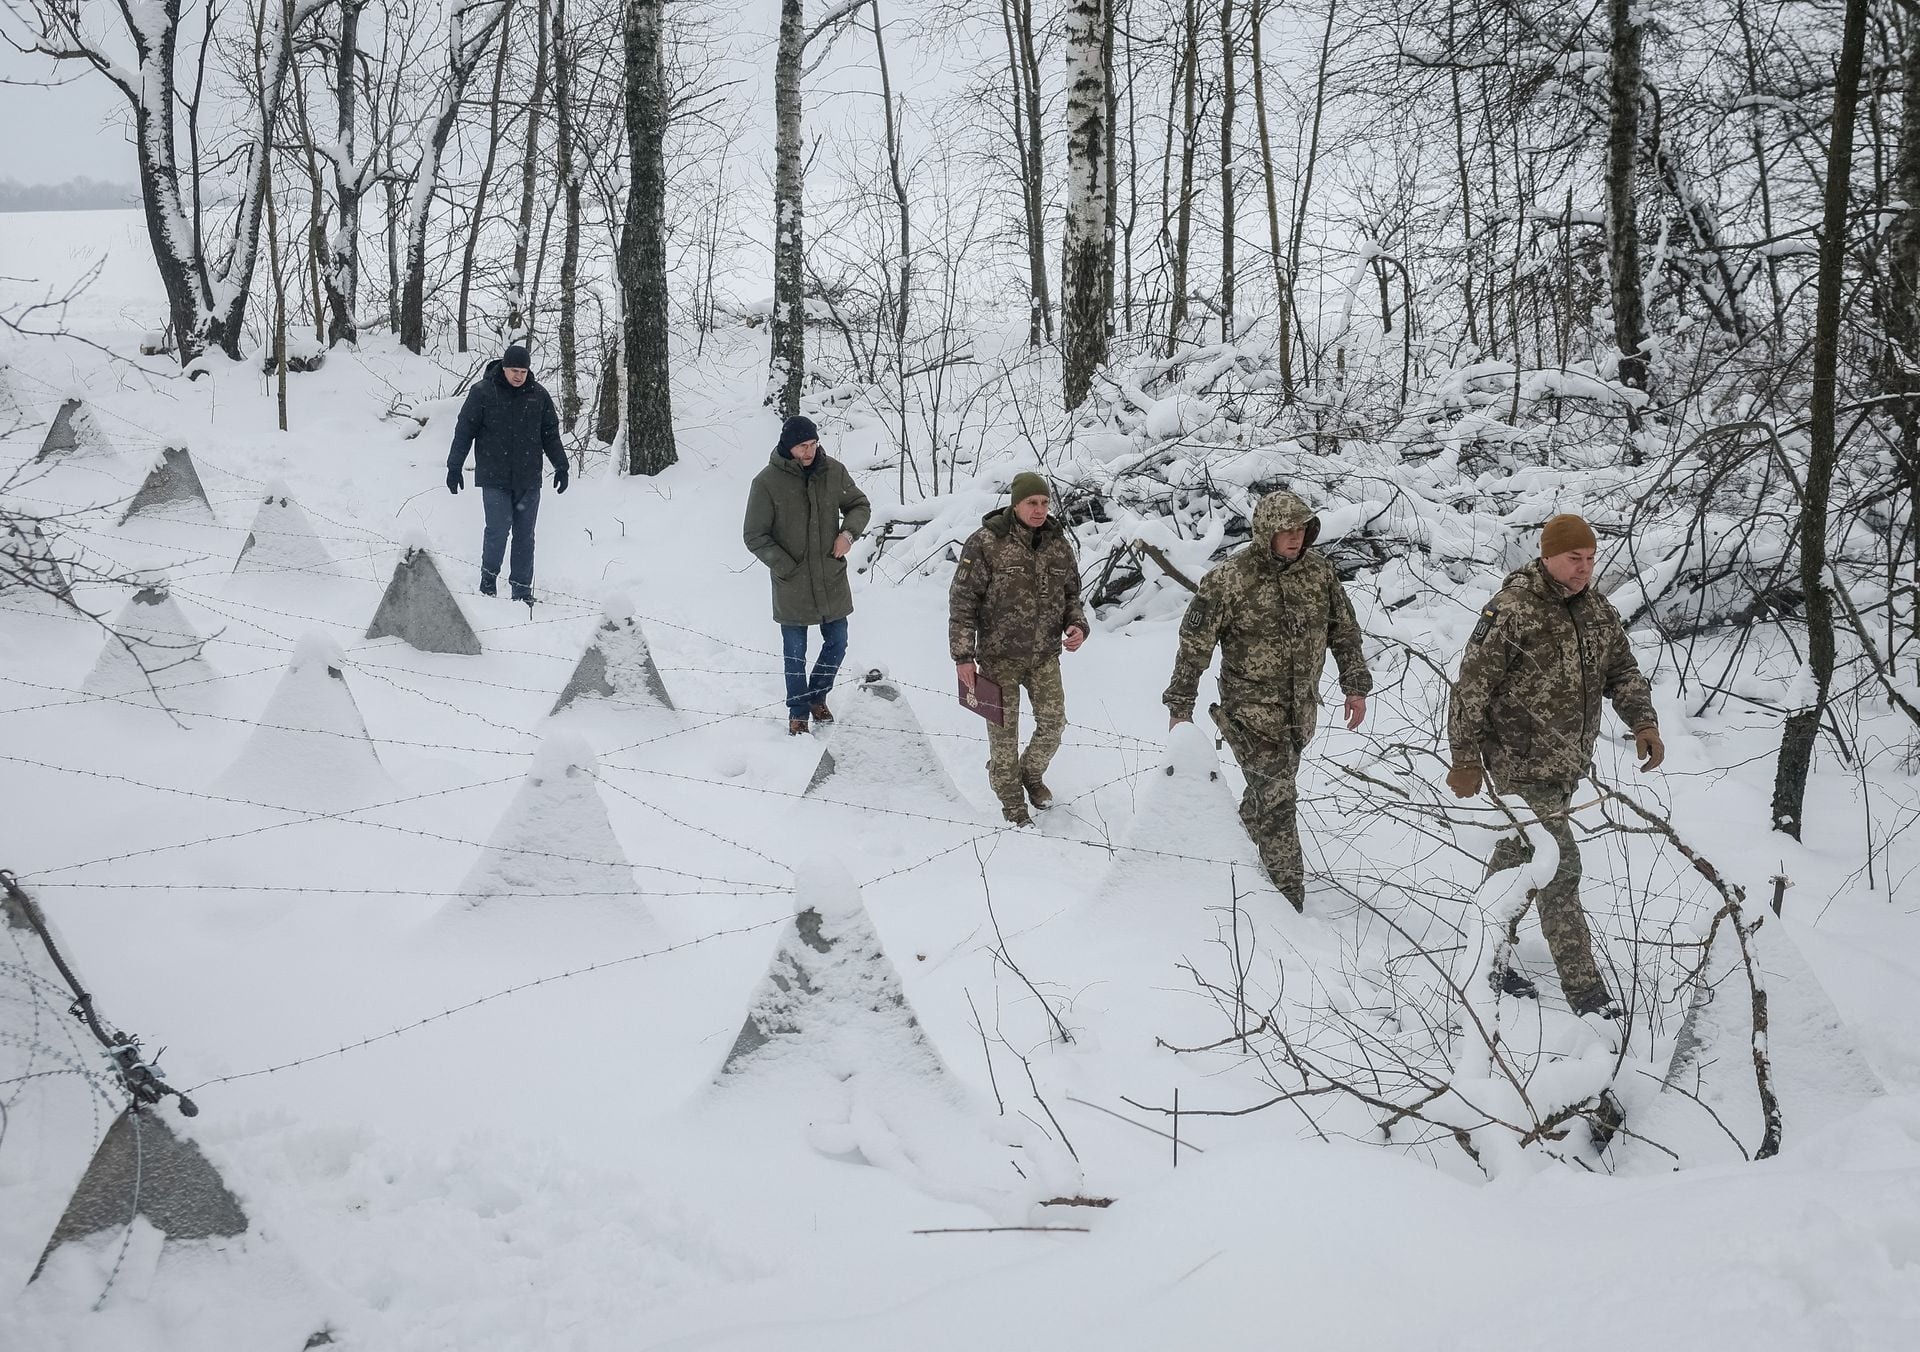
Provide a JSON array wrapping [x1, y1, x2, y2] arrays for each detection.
[[743, 416, 872, 734]]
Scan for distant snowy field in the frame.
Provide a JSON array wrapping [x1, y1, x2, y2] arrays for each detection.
[[4, 209, 1920, 1350]]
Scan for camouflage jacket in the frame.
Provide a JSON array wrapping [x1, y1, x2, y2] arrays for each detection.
[[1447, 560, 1659, 786], [1162, 492, 1372, 739], [948, 508, 1087, 667]]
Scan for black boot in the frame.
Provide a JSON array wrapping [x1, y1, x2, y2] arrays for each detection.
[[1495, 965, 1540, 1000]]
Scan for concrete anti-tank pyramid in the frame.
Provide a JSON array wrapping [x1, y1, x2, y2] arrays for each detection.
[[33, 397, 113, 460], [449, 734, 641, 910], [551, 592, 675, 714], [364, 533, 481, 655], [1096, 722, 1276, 912], [803, 667, 965, 809], [0, 882, 251, 1284], [82, 576, 214, 697], [217, 632, 388, 809], [0, 515, 73, 612], [1628, 917, 1884, 1168], [719, 860, 947, 1079], [119, 444, 215, 524], [233, 478, 333, 574], [713, 861, 1072, 1217], [32, 1107, 248, 1281]]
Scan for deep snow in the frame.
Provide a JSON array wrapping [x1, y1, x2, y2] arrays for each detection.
[[3, 210, 1920, 1349]]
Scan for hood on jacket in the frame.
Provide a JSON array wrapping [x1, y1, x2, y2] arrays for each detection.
[[768, 446, 826, 476], [1509, 557, 1584, 602], [485, 359, 535, 392], [1251, 490, 1320, 550], [980, 505, 1059, 540]]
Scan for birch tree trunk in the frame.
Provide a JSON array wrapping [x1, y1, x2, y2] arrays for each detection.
[[1062, 0, 1110, 411], [32, 0, 310, 361], [1249, 0, 1289, 395], [1771, 0, 1867, 837], [1605, 0, 1650, 391], [323, 0, 365, 347], [623, 0, 679, 474], [554, 0, 583, 424], [1218, 0, 1235, 342], [459, 6, 517, 352], [770, 0, 808, 414], [1167, 0, 1199, 352], [506, 0, 553, 343], [401, 1, 512, 353]]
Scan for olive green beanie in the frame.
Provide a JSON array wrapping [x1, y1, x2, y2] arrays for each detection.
[[1009, 471, 1050, 505]]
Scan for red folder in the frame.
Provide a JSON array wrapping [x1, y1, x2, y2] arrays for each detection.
[[959, 671, 1005, 726]]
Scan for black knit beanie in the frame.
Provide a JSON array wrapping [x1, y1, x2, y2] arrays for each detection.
[[502, 343, 531, 370], [776, 415, 819, 456]]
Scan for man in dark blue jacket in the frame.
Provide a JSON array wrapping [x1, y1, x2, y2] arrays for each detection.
[[446, 343, 569, 602]]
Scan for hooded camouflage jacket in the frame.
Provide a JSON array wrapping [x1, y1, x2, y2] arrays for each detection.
[[948, 507, 1087, 667], [1162, 491, 1372, 736], [1447, 559, 1659, 786]]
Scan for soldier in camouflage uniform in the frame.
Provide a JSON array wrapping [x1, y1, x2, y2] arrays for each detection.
[[1446, 514, 1666, 1018], [1163, 490, 1372, 911], [949, 471, 1089, 825]]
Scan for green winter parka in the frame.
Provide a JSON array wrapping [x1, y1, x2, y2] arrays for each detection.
[[742, 448, 873, 626]]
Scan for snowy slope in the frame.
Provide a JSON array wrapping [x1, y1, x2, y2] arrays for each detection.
[[3, 209, 1920, 1349]]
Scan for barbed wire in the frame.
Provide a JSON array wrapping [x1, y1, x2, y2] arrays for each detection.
[[177, 914, 793, 1095]]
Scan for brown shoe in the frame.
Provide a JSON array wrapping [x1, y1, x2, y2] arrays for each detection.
[[1002, 805, 1033, 827], [810, 701, 834, 724], [788, 717, 810, 736], [1022, 774, 1053, 809]]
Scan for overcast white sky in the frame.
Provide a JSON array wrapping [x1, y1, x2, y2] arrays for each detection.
[[0, 56, 134, 184]]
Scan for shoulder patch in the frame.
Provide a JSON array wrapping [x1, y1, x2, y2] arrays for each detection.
[[1181, 597, 1214, 634], [1470, 604, 1498, 644]]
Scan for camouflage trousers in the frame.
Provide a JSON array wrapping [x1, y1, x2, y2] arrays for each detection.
[[1212, 704, 1307, 909], [1486, 779, 1608, 1011], [983, 656, 1066, 812]]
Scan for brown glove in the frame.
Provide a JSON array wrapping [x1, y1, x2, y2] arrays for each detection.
[[1446, 764, 1484, 799], [1635, 726, 1665, 772]]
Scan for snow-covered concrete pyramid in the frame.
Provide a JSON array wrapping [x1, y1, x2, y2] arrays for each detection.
[[217, 632, 388, 810], [0, 515, 73, 612], [32, 1107, 249, 1282], [713, 861, 1069, 1217], [719, 860, 943, 1080], [1096, 722, 1276, 913], [448, 735, 639, 910], [803, 666, 965, 810], [550, 592, 675, 714], [33, 397, 111, 460], [233, 478, 332, 575], [364, 533, 481, 655], [82, 575, 215, 697], [1628, 917, 1884, 1169], [118, 444, 215, 524], [2, 880, 251, 1286]]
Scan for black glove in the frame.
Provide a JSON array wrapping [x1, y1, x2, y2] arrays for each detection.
[[553, 466, 569, 494], [446, 466, 462, 494]]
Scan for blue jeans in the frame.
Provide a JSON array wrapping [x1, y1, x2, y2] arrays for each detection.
[[480, 485, 540, 596], [781, 618, 848, 717]]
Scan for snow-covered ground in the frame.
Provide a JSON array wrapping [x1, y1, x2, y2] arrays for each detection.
[[4, 211, 1920, 1349]]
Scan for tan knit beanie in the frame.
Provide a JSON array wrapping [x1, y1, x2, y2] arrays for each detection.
[[1540, 514, 1598, 559]]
